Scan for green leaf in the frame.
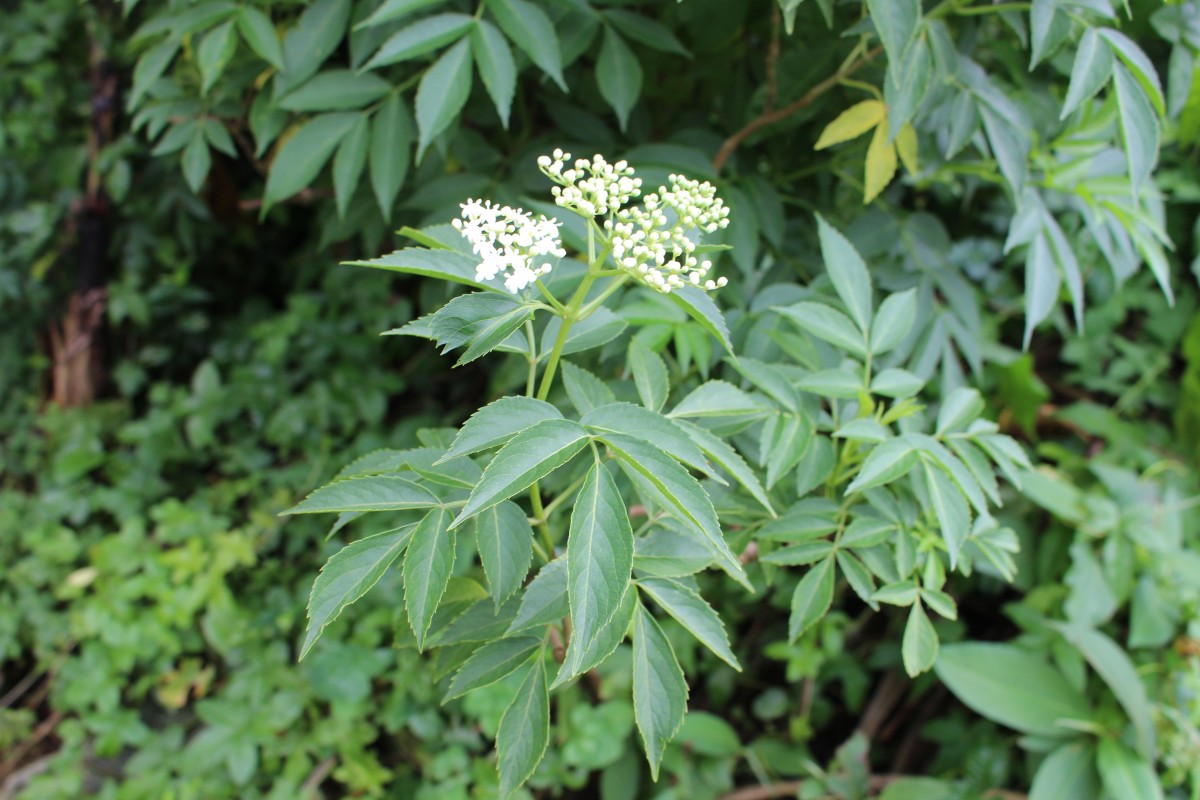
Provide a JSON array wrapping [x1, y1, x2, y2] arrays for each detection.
[[236, 7, 285, 70], [634, 522, 714, 577], [847, 439, 918, 493], [1112, 62, 1160, 195], [262, 112, 358, 213], [628, 338, 669, 412], [364, 13, 475, 69], [488, 0, 566, 90], [444, 636, 540, 701], [301, 526, 416, 658], [1099, 28, 1165, 118], [775, 302, 867, 358], [429, 292, 537, 365], [871, 368, 924, 398], [665, 286, 735, 355], [935, 642, 1092, 737], [497, 658, 551, 800], [834, 418, 891, 443], [795, 437, 836, 497], [403, 508, 455, 650], [475, 501, 534, 608], [603, 433, 750, 589], [596, 26, 642, 131], [638, 577, 740, 670], [632, 603, 688, 781], [979, 105, 1029, 195], [471, 19, 517, 126], [1023, 231, 1061, 349], [676, 420, 774, 514], [669, 380, 766, 419], [1055, 624, 1155, 758], [936, 387, 985, 435], [452, 419, 590, 527], [815, 214, 873, 332], [872, 580, 919, 606], [836, 550, 878, 607], [555, 584, 635, 687], [181, 135, 211, 193], [788, 556, 834, 641], [870, 288, 917, 355], [540, 308, 628, 357], [351, 247, 490, 290], [764, 413, 814, 489], [841, 516, 898, 548], [764, 540, 833, 566], [1096, 739, 1163, 800], [332, 114, 368, 218], [281, 0, 351, 85], [280, 70, 391, 111], [603, 9, 689, 57], [1029, 742, 1099, 800], [1061, 28, 1113, 118], [130, 38, 181, 108], [568, 460, 635, 651], [581, 403, 710, 477], [197, 19, 237, 95], [866, 0, 920, 82], [1029, 0, 1069, 69], [901, 602, 938, 677], [369, 92, 414, 217], [508, 557, 568, 633], [357, 0, 446, 30], [286, 475, 441, 514], [922, 460, 971, 568], [561, 361, 616, 415], [415, 37, 473, 159]]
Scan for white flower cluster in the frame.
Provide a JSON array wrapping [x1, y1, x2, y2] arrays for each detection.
[[604, 174, 731, 293], [537, 149, 642, 217], [451, 199, 566, 293]]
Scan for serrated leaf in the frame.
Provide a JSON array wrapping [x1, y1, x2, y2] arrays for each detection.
[[286, 475, 441, 514], [597, 26, 642, 131], [568, 460, 634, 654], [836, 550, 878, 608], [902, 602, 938, 676], [554, 584, 635, 687], [301, 525, 416, 658], [676, 419, 774, 514], [1099, 28, 1165, 118], [508, 557, 568, 632], [669, 380, 766, 419], [403, 508, 455, 650], [497, 658, 550, 800], [415, 37, 473, 159], [922, 460, 971, 568], [236, 6, 285, 70], [632, 603, 688, 780], [866, 0, 920, 83], [262, 112, 358, 212], [665, 285, 735, 355], [763, 540, 834, 566], [870, 287, 917, 354], [471, 19, 517, 126], [540, 308, 628, 358], [489, 0, 566, 90], [350, 247, 490, 289], [357, 0, 446, 29], [280, 0, 351, 86], [181, 135, 211, 193], [979, 105, 1029, 195], [280, 70, 391, 111], [364, 12, 474, 69], [1061, 27, 1113, 118], [847, 439, 918, 493], [603, 433, 750, 589], [864, 121, 898, 203], [604, 8, 689, 57], [775, 302, 868, 358], [936, 387, 985, 435], [332, 114, 368, 218], [475, 501, 534, 608], [638, 577, 740, 670], [1113, 61, 1160, 195], [369, 92, 414, 217], [834, 418, 891, 443], [814, 100, 886, 149], [452, 419, 590, 527], [197, 19, 237, 95], [444, 636, 540, 701], [935, 642, 1092, 737], [1023, 231, 1060, 349], [814, 214, 873, 332], [788, 556, 834, 641], [581, 403, 710, 477], [628, 338, 669, 411], [561, 361, 616, 415], [429, 291, 537, 365]]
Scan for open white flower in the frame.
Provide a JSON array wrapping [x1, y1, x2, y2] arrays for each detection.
[[452, 199, 566, 293], [538, 149, 642, 218]]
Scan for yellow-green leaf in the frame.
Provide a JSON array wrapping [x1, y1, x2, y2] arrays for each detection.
[[896, 123, 919, 175], [864, 121, 897, 203], [815, 99, 886, 150]]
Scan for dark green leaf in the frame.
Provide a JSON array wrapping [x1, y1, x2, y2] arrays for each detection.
[[332, 114, 368, 218], [236, 6, 285, 69], [286, 475, 441, 514], [568, 460, 634, 651], [508, 557, 568, 632], [262, 112, 358, 212], [415, 37, 473, 158], [280, 70, 391, 111], [369, 92, 414, 217], [561, 361, 616, 415], [471, 19, 517, 126], [1061, 27, 1112, 118], [475, 501, 534, 608], [638, 577, 740, 670], [497, 659, 551, 799], [364, 13, 474, 69], [901, 602, 938, 676], [444, 636, 540, 701], [403, 508, 455, 650], [489, 0, 566, 89], [632, 603, 688, 780], [596, 26, 642, 131], [628, 338, 669, 412], [788, 556, 834, 641]]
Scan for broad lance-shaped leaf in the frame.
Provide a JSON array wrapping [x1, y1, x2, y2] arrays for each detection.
[[415, 37, 473, 159], [475, 501, 533, 608], [403, 508, 455, 650], [553, 584, 635, 688], [638, 577, 741, 670], [496, 658, 550, 800], [440, 396, 562, 462], [488, 0, 566, 90], [562, 361, 615, 415], [675, 419, 774, 515], [1061, 27, 1113, 118], [301, 525, 416, 658], [1096, 739, 1162, 800], [789, 556, 834, 642], [814, 214, 873, 332], [596, 26, 642, 132], [775, 301, 867, 358], [508, 557, 568, 633], [901, 602, 938, 677], [444, 636, 540, 702], [870, 287, 917, 355], [669, 380, 766, 419], [922, 460, 970, 568], [471, 19, 516, 127], [567, 460, 634, 652], [364, 12, 474, 69], [814, 99, 885, 150], [628, 338, 669, 412], [665, 285, 735, 355], [348, 247, 492, 290], [935, 642, 1092, 737], [452, 419, 590, 528], [581, 403, 712, 478], [261, 112, 359, 213], [1113, 61, 1160, 196], [369, 91, 413, 218], [286, 475, 440, 514], [601, 433, 751, 590], [1029, 742, 1098, 800], [428, 291, 537, 365], [632, 603, 688, 781], [846, 438, 918, 494]]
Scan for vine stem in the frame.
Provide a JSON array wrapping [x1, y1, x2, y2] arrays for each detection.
[[712, 46, 884, 174]]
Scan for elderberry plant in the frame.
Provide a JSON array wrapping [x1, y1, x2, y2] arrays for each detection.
[[286, 154, 1032, 796]]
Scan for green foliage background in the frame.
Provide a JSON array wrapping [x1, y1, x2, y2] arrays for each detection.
[[2, 0, 1200, 798]]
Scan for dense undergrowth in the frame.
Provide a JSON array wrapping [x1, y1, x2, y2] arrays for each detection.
[[2, 0, 1200, 798]]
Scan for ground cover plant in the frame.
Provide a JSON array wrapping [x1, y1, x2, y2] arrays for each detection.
[[2, 0, 1200, 798]]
